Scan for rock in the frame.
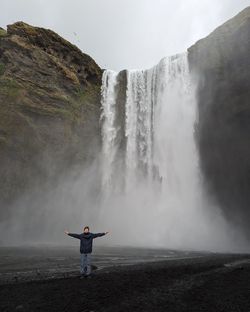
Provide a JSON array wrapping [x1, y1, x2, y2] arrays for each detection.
[[188, 7, 250, 236], [0, 22, 102, 213]]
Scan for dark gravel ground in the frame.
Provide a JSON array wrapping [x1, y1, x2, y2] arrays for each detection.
[[1, 254, 250, 312]]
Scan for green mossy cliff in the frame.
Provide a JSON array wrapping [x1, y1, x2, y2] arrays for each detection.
[[0, 22, 102, 210], [188, 7, 250, 234]]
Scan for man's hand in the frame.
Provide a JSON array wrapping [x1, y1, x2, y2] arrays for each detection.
[[64, 230, 69, 235], [105, 231, 109, 235]]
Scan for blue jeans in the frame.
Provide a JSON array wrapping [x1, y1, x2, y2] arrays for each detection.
[[80, 253, 91, 275]]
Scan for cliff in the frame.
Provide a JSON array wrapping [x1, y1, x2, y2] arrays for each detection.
[[188, 7, 250, 235], [0, 22, 102, 212]]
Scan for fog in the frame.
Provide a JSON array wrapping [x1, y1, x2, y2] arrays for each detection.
[[1, 0, 250, 70]]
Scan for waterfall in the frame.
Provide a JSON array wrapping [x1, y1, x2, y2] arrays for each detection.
[[101, 53, 192, 193], [100, 70, 119, 191], [99, 52, 236, 250]]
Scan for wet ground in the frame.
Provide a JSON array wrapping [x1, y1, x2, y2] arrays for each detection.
[[0, 246, 250, 311], [0, 245, 206, 284]]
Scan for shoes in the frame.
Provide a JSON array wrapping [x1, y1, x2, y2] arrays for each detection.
[[80, 274, 92, 279]]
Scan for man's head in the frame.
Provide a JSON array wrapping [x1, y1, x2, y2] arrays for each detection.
[[83, 226, 90, 234]]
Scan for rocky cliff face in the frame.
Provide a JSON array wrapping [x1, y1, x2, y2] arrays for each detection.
[[0, 22, 102, 213], [188, 7, 250, 236]]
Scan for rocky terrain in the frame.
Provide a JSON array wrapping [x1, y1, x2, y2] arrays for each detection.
[[188, 7, 250, 236], [0, 22, 102, 216]]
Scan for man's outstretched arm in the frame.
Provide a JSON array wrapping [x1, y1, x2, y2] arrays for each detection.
[[92, 231, 109, 238], [64, 230, 80, 239]]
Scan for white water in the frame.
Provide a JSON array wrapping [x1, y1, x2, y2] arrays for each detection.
[[101, 54, 191, 189], [98, 53, 244, 251], [100, 70, 119, 191]]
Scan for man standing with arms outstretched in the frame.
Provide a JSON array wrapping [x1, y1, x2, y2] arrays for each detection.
[[64, 226, 109, 278]]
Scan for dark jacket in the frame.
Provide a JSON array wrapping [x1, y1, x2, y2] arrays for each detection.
[[68, 232, 106, 254]]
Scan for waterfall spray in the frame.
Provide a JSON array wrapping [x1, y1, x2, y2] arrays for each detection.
[[99, 52, 243, 251]]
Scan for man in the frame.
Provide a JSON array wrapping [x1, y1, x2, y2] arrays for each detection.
[[64, 226, 109, 278]]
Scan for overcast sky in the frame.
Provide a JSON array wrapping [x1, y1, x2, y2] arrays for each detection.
[[2, 0, 250, 70]]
